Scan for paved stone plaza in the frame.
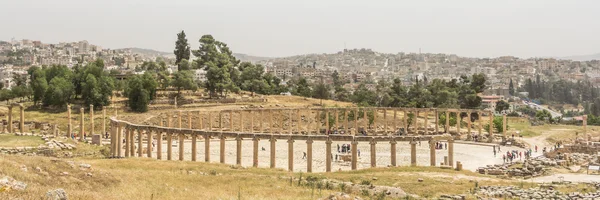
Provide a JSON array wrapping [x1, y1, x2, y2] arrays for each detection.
[[142, 139, 526, 172]]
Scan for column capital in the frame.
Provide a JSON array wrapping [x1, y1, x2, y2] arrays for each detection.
[[252, 136, 260, 141], [390, 140, 397, 144], [236, 135, 243, 141], [369, 140, 377, 145], [269, 137, 277, 142], [409, 140, 418, 145], [306, 138, 313, 144], [325, 138, 333, 144], [287, 138, 294, 143], [351, 140, 359, 145]]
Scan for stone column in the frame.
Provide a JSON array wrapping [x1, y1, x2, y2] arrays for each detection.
[[250, 110, 255, 133], [239, 111, 243, 132], [219, 112, 223, 132], [188, 111, 192, 129], [403, 110, 408, 134], [326, 110, 330, 133], [79, 108, 84, 141], [370, 140, 377, 167], [351, 141, 358, 170], [208, 112, 212, 131], [178, 110, 182, 128], [434, 109, 439, 133], [167, 132, 172, 160], [236, 136, 242, 165], [393, 109, 397, 134], [287, 138, 294, 171], [383, 109, 387, 134], [179, 133, 184, 161], [117, 123, 123, 157], [306, 139, 313, 172], [109, 122, 115, 157], [253, 137, 259, 167], [103, 108, 106, 135], [167, 113, 172, 128], [270, 137, 276, 168], [488, 112, 494, 142], [374, 109, 378, 134], [424, 110, 429, 135], [269, 110, 273, 134], [90, 105, 94, 136], [390, 140, 397, 166], [429, 139, 436, 166], [297, 109, 301, 134], [130, 128, 135, 156], [478, 112, 482, 137], [157, 131, 162, 160], [147, 129, 153, 158], [279, 110, 284, 134], [133, 129, 139, 157], [448, 139, 454, 167], [334, 109, 339, 132], [410, 141, 417, 166], [363, 109, 368, 135], [413, 111, 418, 133], [345, 109, 349, 134], [325, 139, 332, 172], [125, 127, 130, 157], [199, 111, 203, 130], [7, 105, 12, 134], [288, 110, 292, 134], [467, 112, 472, 138], [230, 110, 234, 131], [219, 134, 225, 163], [204, 133, 210, 162], [191, 133, 197, 161], [445, 111, 450, 133], [260, 110, 264, 133], [456, 112, 461, 134], [503, 114, 507, 137], [315, 110, 320, 135], [354, 108, 358, 135], [19, 104, 24, 134], [114, 105, 118, 117]]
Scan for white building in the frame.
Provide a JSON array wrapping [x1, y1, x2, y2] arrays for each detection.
[[194, 69, 207, 82]]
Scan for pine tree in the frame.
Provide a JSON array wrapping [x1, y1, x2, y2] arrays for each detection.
[[174, 30, 191, 66]]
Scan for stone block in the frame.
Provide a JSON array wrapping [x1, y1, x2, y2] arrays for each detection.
[[92, 134, 101, 145]]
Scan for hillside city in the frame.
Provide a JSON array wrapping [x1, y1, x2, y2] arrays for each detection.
[[2, 38, 600, 116]]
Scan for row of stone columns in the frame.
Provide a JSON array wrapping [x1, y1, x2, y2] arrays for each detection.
[[5, 104, 25, 134], [63, 105, 108, 140], [109, 124, 456, 172], [161, 109, 501, 137]]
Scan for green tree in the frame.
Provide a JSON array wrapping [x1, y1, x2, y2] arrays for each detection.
[[178, 59, 191, 71], [495, 100, 510, 113], [126, 76, 150, 112], [0, 89, 13, 103], [142, 72, 158, 100], [171, 70, 198, 97], [292, 77, 312, 97], [43, 77, 74, 107], [312, 82, 330, 99], [174, 30, 191, 66], [31, 76, 48, 106], [193, 35, 239, 98]]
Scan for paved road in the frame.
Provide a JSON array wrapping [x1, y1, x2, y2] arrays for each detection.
[[525, 101, 562, 118]]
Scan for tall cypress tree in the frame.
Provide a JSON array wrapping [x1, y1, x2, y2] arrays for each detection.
[[174, 30, 191, 67]]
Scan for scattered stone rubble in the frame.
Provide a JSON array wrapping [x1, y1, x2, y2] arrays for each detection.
[[45, 188, 68, 200], [321, 192, 362, 200], [0, 135, 76, 156], [476, 185, 600, 199], [0, 176, 27, 191], [478, 153, 596, 178]]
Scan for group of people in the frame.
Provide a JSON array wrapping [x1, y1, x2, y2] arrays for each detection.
[[432, 141, 447, 150], [337, 144, 352, 153]]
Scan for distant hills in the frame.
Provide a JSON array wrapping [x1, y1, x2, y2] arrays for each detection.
[[560, 53, 600, 61], [232, 53, 272, 62], [116, 48, 174, 57]]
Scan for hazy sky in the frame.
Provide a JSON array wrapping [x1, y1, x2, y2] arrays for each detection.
[[2, 0, 599, 58]]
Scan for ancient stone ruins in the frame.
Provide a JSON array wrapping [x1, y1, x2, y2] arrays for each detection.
[[101, 107, 521, 172]]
